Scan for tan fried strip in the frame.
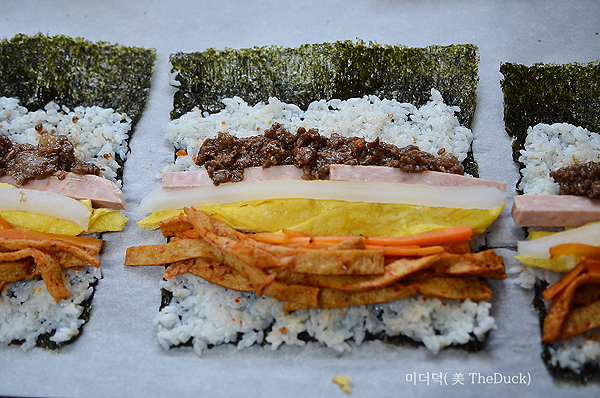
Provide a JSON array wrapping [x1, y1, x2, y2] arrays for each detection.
[[411, 276, 492, 301], [165, 258, 254, 292], [184, 207, 385, 275], [543, 274, 600, 343], [562, 299, 600, 340], [0, 248, 70, 301], [37, 249, 70, 302], [429, 250, 507, 279], [0, 230, 102, 254], [274, 255, 441, 292], [572, 284, 600, 306], [177, 210, 320, 307], [0, 238, 100, 267], [158, 214, 196, 238], [0, 258, 38, 282], [316, 283, 419, 308], [204, 239, 319, 307], [125, 239, 216, 266]]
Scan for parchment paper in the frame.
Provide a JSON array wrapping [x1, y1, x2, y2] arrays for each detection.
[[1, 1, 600, 397]]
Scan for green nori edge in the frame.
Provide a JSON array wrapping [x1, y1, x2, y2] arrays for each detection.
[[0, 33, 157, 181], [0, 33, 156, 125], [170, 40, 480, 175], [7, 277, 98, 350], [159, 287, 488, 353], [500, 61, 600, 168]]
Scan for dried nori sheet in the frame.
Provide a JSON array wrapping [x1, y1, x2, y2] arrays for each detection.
[[170, 40, 480, 174], [500, 61, 600, 166], [170, 41, 479, 126], [0, 33, 156, 126]]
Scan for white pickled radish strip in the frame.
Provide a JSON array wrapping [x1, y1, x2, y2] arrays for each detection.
[[517, 222, 600, 259], [0, 186, 91, 230], [138, 179, 506, 214]]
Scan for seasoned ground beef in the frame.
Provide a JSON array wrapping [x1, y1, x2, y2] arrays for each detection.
[[551, 161, 600, 199], [0, 130, 100, 185], [0, 135, 12, 176], [196, 123, 464, 185]]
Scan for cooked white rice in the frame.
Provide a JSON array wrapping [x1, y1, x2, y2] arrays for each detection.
[[514, 122, 600, 375], [0, 96, 132, 186], [0, 266, 101, 350], [156, 92, 496, 355], [518, 123, 600, 195], [156, 274, 496, 356], [163, 88, 473, 175]]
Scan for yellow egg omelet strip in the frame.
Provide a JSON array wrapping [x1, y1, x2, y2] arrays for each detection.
[[0, 205, 127, 235], [137, 198, 504, 237]]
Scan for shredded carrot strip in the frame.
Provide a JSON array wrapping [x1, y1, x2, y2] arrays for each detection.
[[252, 233, 291, 244], [364, 225, 473, 246], [542, 261, 588, 301], [549, 243, 600, 260], [0, 215, 10, 230], [281, 229, 309, 237], [375, 245, 445, 257], [286, 242, 336, 249], [253, 225, 472, 248]]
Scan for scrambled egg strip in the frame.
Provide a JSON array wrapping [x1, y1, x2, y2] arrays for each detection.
[[138, 198, 503, 237]]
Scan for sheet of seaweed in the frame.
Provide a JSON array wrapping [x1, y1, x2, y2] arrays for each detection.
[[501, 61, 600, 380], [170, 40, 480, 175], [500, 61, 600, 168], [0, 33, 156, 126], [0, 33, 156, 350]]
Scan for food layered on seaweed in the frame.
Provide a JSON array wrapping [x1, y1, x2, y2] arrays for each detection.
[[501, 61, 600, 380], [0, 33, 156, 350], [127, 41, 507, 355]]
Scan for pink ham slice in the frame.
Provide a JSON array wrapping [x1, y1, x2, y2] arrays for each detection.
[[161, 164, 507, 191], [328, 165, 507, 190], [512, 194, 600, 228], [162, 165, 305, 189], [0, 173, 126, 210]]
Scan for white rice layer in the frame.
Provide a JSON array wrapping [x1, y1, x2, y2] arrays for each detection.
[[514, 121, 600, 374], [518, 123, 600, 195], [156, 274, 496, 356], [0, 96, 132, 186], [163, 88, 473, 174], [0, 266, 101, 350]]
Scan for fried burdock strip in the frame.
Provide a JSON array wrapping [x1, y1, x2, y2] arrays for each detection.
[[0, 233, 103, 302], [183, 208, 385, 276], [272, 250, 505, 293], [283, 277, 493, 311], [543, 267, 600, 343], [126, 208, 506, 310], [128, 210, 320, 307], [0, 258, 38, 283], [164, 258, 254, 292], [0, 238, 101, 268]]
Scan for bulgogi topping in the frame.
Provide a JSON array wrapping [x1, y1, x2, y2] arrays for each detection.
[[550, 161, 600, 199], [196, 123, 464, 185], [0, 128, 100, 185]]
